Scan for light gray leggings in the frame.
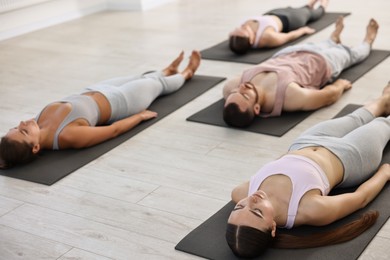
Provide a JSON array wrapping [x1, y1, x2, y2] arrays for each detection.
[[266, 5, 324, 31], [85, 71, 185, 123], [289, 108, 390, 188]]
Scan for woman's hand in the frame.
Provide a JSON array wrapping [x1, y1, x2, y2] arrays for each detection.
[[377, 163, 390, 181], [138, 110, 158, 121], [299, 26, 315, 35]]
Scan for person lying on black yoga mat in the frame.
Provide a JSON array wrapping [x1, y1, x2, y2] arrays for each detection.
[[228, 0, 328, 54], [225, 83, 390, 258], [223, 17, 379, 127], [0, 51, 201, 168]]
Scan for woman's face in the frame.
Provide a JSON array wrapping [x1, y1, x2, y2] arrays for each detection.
[[228, 190, 276, 234], [229, 24, 256, 45], [6, 119, 41, 151]]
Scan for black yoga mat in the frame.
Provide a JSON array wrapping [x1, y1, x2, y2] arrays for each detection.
[[176, 104, 390, 260], [187, 49, 390, 136], [201, 12, 350, 64], [0, 75, 225, 185]]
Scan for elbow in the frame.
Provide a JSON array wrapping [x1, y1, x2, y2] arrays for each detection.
[[110, 124, 122, 138]]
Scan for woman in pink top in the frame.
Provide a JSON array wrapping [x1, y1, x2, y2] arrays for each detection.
[[229, 0, 328, 54], [226, 83, 390, 258]]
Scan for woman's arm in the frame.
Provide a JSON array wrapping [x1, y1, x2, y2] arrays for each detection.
[[283, 79, 352, 112], [306, 164, 390, 226], [260, 27, 315, 48], [60, 110, 157, 149]]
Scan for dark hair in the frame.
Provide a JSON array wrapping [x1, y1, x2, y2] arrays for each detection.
[[223, 103, 255, 127], [0, 136, 38, 168], [229, 35, 251, 55], [226, 224, 272, 258], [226, 211, 379, 258]]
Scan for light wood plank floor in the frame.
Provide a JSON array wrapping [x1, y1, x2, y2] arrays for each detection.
[[0, 0, 389, 259]]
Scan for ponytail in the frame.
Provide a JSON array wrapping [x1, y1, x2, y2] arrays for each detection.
[[273, 210, 379, 248], [226, 211, 379, 258]]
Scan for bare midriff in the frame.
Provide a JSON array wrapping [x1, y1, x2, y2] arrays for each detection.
[[289, 146, 344, 189]]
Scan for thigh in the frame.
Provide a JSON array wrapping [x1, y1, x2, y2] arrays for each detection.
[[298, 108, 374, 139], [268, 6, 311, 31]]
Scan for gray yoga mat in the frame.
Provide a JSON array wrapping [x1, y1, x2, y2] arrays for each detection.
[[0, 75, 225, 185], [201, 12, 350, 64], [176, 104, 390, 260], [187, 50, 390, 136]]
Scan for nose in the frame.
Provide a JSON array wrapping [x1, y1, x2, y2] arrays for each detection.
[[238, 83, 249, 91], [250, 195, 258, 203]]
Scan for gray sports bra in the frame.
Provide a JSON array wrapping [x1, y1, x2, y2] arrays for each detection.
[[35, 94, 100, 150]]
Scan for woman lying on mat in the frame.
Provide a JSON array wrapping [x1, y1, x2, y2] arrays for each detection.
[[228, 0, 328, 54], [226, 83, 390, 258], [0, 51, 201, 168], [223, 17, 379, 127]]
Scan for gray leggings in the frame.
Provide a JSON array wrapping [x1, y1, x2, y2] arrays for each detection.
[[289, 108, 390, 188], [85, 71, 185, 123], [266, 5, 324, 32]]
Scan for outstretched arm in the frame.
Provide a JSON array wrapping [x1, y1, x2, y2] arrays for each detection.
[[283, 79, 352, 111], [60, 110, 157, 149], [260, 27, 315, 48], [307, 164, 390, 226]]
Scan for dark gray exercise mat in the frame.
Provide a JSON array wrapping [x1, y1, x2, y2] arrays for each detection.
[[0, 75, 226, 185], [176, 104, 390, 260], [187, 50, 390, 136], [201, 12, 350, 64]]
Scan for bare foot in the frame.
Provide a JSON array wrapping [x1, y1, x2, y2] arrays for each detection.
[[382, 81, 390, 95], [365, 83, 390, 117], [364, 18, 379, 46], [162, 51, 184, 76], [181, 50, 201, 80], [320, 0, 329, 9], [307, 0, 317, 9], [330, 16, 344, 44]]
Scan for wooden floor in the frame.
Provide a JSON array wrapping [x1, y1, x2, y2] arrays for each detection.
[[0, 0, 389, 259]]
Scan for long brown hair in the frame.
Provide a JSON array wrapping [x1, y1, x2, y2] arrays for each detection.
[[0, 136, 38, 168], [226, 211, 379, 258]]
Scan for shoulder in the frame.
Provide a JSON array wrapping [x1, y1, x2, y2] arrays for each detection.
[[223, 76, 241, 99], [296, 190, 332, 226], [231, 181, 250, 203], [295, 191, 328, 226]]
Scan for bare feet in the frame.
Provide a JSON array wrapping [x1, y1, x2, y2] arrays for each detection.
[[181, 50, 201, 80], [307, 0, 317, 9], [162, 51, 184, 76], [330, 16, 344, 44], [382, 81, 390, 95], [320, 0, 329, 9], [308, 0, 328, 9], [365, 83, 390, 117], [364, 18, 379, 46]]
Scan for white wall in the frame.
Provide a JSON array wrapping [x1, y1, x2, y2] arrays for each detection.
[[108, 0, 173, 10], [0, 0, 173, 41]]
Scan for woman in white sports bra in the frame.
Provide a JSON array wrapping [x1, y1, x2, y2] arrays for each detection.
[[226, 83, 390, 258], [229, 0, 328, 54], [0, 51, 201, 168]]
